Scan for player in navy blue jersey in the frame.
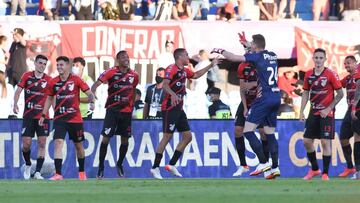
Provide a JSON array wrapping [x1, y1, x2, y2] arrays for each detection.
[[212, 33, 280, 178]]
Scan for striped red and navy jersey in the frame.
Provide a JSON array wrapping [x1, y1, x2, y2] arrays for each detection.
[[162, 64, 194, 111], [17, 71, 52, 119], [303, 68, 342, 117], [237, 62, 258, 108], [341, 71, 358, 109], [45, 74, 89, 123], [98, 67, 139, 113]]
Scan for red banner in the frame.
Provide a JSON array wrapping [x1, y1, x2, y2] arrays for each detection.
[[60, 22, 184, 59], [295, 27, 360, 78]]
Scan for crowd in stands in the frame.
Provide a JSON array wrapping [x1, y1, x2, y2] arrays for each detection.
[[0, 0, 359, 21]]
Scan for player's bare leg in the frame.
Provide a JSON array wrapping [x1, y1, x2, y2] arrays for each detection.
[[75, 142, 86, 180], [50, 139, 64, 180], [33, 136, 46, 179], [243, 121, 270, 176], [97, 136, 110, 179], [352, 133, 360, 179], [165, 131, 192, 177], [303, 138, 321, 180], [116, 137, 129, 177], [233, 126, 249, 176], [263, 126, 280, 179], [151, 132, 174, 179], [339, 138, 355, 177], [22, 137, 32, 180]]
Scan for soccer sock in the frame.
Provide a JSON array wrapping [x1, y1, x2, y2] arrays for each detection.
[[235, 136, 247, 166], [341, 144, 354, 169], [78, 158, 85, 172], [354, 142, 360, 171], [35, 157, 44, 172], [54, 159, 62, 175], [22, 150, 31, 166], [266, 134, 278, 168], [261, 139, 270, 162], [322, 155, 331, 174], [243, 132, 266, 163], [152, 153, 163, 169], [117, 144, 129, 166], [169, 150, 183, 166], [99, 142, 108, 169], [307, 151, 319, 171]]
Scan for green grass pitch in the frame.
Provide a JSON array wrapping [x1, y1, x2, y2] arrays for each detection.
[[1, 179, 359, 203]]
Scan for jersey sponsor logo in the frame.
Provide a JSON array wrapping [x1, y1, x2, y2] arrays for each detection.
[[169, 124, 175, 131]]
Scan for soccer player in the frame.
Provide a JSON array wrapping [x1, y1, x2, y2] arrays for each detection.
[[39, 56, 96, 181], [300, 48, 343, 181], [13, 54, 52, 180], [338, 55, 359, 177], [212, 33, 280, 178], [91, 50, 139, 179], [233, 62, 270, 177], [150, 48, 219, 179]]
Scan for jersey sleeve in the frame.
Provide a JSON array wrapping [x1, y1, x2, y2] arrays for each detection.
[[17, 72, 28, 88], [329, 71, 342, 90], [77, 76, 90, 92], [302, 71, 311, 91], [354, 72, 360, 81], [244, 53, 261, 63], [164, 66, 175, 80], [340, 76, 347, 88], [185, 68, 195, 79], [133, 72, 139, 88], [237, 63, 247, 79], [45, 80, 55, 96], [98, 68, 113, 83]]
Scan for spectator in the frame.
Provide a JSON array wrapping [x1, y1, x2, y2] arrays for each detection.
[[42, 0, 62, 20], [72, 57, 94, 119], [0, 70, 14, 118], [133, 88, 144, 119], [118, 0, 135, 20], [339, 0, 360, 21], [313, 0, 330, 20], [153, 0, 173, 20], [237, 0, 245, 20], [157, 40, 174, 69], [258, 0, 277, 20], [11, 0, 26, 15], [172, 0, 192, 20], [0, 36, 8, 73], [206, 87, 231, 119], [100, 0, 120, 20], [277, 0, 296, 19], [278, 68, 298, 97], [143, 67, 165, 119], [7, 28, 27, 87], [140, 0, 156, 19], [0, 0, 8, 15], [190, 0, 209, 20], [216, 0, 237, 21], [73, 0, 95, 20], [277, 91, 296, 119]]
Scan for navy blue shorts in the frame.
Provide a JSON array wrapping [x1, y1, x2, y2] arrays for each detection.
[[246, 93, 280, 127]]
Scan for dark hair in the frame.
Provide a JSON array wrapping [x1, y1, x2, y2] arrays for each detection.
[[345, 55, 357, 62], [165, 40, 174, 48], [73, 57, 86, 66], [56, 56, 70, 63], [252, 34, 266, 49], [14, 28, 25, 36], [173, 48, 186, 60], [156, 67, 165, 72], [116, 50, 128, 59], [135, 88, 141, 96], [35, 54, 48, 62], [0, 35, 7, 44], [314, 48, 326, 56]]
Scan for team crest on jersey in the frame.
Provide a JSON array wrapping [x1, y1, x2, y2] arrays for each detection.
[[41, 81, 47, 88], [129, 76, 134, 84], [68, 83, 74, 91], [321, 78, 327, 87]]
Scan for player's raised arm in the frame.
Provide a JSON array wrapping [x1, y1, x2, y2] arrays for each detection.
[[211, 48, 246, 62], [192, 57, 220, 79]]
